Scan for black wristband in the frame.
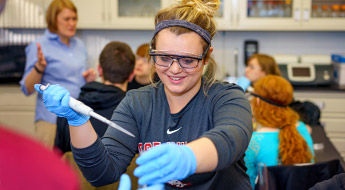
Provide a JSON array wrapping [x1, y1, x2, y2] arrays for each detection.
[[34, 65, 44, 74]]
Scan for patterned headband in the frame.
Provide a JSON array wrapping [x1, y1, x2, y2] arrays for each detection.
[[153, 20, 211, 45]]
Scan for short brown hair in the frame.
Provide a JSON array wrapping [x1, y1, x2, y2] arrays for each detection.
[[46, 0, 77, 33], [99, 41, 135, 83], [247, 54, 281, 76]]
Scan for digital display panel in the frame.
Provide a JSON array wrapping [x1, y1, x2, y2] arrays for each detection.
[[292, 67, 311, 77]]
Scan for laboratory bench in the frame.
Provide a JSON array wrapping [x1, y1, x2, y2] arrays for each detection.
[[293, 85, 345, 162], [312, 125, 345, 170], [293, 85, 345, 93]]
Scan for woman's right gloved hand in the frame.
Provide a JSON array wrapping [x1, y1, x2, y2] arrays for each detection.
[[236, 76, 251, 92], [34, 84, 89, 126], [134, 143, 197, 185]]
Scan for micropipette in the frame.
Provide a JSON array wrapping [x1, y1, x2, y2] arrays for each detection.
[[39, 84, 135, 138]]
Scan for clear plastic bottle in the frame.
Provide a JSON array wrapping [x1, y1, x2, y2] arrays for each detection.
[[266, 1, 274, 17], [284, 0, 292, 17], [258, 1, 267, 17], [321, 5, 330, 17], [330, 4, 340, 18], [277, 1, 285, 17], [249, 2, 259, 17], [311, 4, 319, 17], [272, 1, 281, 17], [316, 4, 324, 17], [341, 5, 345, 17]]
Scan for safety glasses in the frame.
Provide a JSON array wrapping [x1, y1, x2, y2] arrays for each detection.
[[149, 44, 210, 69]]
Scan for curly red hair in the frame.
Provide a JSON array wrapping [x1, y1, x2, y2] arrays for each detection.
[[252, 75, 312, 165]]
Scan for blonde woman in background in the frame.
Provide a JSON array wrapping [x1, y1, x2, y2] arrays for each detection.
[[244, 75, 314, 188], [35, 0, 253, 189], [20, 0, 96, 149]]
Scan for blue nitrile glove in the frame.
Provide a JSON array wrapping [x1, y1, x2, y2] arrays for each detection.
[[134, 143, 197, 186], [118, 174, 164, 190], [118, 174, 131, 190], [236, 76, 251, 92], [34, 84, 90, 126]]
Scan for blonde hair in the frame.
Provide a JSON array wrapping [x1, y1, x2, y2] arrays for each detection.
[[46, 0, 77, 33], [252, 75, 313, 165], [151, 0, 221, 93]]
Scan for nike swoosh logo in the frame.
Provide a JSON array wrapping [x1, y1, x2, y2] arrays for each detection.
[[167, 127, 182, 135]]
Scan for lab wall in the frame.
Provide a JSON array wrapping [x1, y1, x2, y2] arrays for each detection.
[[7, 29, 345, 80], [79, 30, 345, 80]]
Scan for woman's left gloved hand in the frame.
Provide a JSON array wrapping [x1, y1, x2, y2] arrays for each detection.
[[134, 143, 197, 186], [236, 76, 251, 92], [118, 174, 164, 190]]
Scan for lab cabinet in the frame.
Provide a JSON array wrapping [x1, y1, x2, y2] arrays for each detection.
[[0, 86, 36, 138], [294, 91, 345, 161], [109, 0, 233, 30], [0, 0, 51, 28], [74, 0, 232, 30], [76, 0, 345, 30], [302, 0, 345, 30], [213, 0, 234, 30], [72, 0, 108, 29], [73, 0, 175, 30], [237, 0, 301, 30], [238, 0, 345, 30], [1, 0, 345, 30], [107, 0, 174, 30]]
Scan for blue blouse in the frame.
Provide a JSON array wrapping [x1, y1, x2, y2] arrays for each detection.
[[20, 29, 88, 124], [244, 121, 315, 188]]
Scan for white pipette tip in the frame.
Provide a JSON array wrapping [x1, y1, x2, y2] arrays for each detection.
[[39, 83, 50, 91], [108, 121, 135, 138], [89, 110, 136, 138]]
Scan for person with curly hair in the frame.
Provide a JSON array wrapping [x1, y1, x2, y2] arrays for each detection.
[[244, 75, 315, 188]]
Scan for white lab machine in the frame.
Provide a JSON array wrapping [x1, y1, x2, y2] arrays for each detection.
[[272, 54, 333, 86]]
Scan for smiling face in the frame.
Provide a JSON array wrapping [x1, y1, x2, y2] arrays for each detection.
[[56, 8, 77, 40], [245, 57, 267, 83], [154, 29, 208, 98]]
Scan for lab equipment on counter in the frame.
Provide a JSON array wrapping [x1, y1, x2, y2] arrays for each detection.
[[0, 44, 27, 84], [244, 40, 259, 65], [332, 54, 345, 89], [39, 84, 135, 138], [272, 54, 333, 87]]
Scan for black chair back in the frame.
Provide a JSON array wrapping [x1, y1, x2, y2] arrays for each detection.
[[255, 159, 344, 190]]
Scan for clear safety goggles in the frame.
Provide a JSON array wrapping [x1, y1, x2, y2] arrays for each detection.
[[149, 45, 210, 69]]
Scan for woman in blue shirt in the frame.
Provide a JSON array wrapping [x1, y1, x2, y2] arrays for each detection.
[[244, 75, 315, 188], [20, 0, 96, 149]]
